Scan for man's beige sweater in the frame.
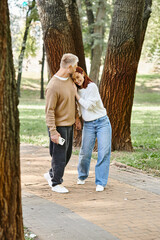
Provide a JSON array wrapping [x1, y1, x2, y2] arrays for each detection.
[[45, 76, 75, 135]]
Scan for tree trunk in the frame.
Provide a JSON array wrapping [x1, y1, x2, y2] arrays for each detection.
[[40, 43, 45, 99], [99, 0, 152, 151], [89, 0, 106, 84], [64, 0, 87, 72], [76, 0, 82, 9], [0, 1, 24, 239], [37, 0, 76, 77], [17, 0, 36, 97], [17, 19, 31, 97], [37, 0, 86, 146], [64, 0, 87, 146], [84, 0, 94, 58]]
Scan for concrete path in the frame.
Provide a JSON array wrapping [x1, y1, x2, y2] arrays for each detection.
[[21, 144, 160, 240], [22, 191, 119, 240]]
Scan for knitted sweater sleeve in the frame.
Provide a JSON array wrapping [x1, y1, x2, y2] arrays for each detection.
[[45, 84, 59, 135], [78, 83, 100, 110]]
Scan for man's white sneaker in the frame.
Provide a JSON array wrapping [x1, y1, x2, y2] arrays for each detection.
[[96, 185, 104, 192], [77, 179, 85, 185], [52, 185, 69, 193], [44, 172, 52, 187]]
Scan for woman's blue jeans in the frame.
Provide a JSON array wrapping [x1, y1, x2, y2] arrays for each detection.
[[78, 115, 112, 187]]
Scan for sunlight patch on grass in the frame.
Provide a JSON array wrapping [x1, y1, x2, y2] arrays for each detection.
[[21, 135, 48, 147], [19, 105, 45, 109], [133, 106, 160, 111]]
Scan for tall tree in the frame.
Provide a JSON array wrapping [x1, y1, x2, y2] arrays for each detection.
[[37, 0, 86, 77], [99, 0, 152, 151], [17, 0, 38, 97], [84, 0, 94, 57], [89, 0, 106, 84], [84, 0, 107, 84], [64, 0, 87, 72], [37, 0, 86, 146], [40, 43, 45, 99], [0, 0, 24, 239]]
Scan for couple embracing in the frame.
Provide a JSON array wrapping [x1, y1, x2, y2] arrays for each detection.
[[44, 53, 112, 193]]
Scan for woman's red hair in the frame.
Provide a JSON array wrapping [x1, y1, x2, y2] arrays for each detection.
[[75, 66, 92, 89]]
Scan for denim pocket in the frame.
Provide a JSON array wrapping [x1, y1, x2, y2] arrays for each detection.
[[100, 115, 110, 126]]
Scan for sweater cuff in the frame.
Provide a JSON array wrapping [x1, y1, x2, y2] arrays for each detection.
[[78, 98, 84, 106], [49, 127, 59, 136]]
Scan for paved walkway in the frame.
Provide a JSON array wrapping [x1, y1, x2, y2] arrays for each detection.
[[21, 144, 160, 240], [22, 191, 119, 240]]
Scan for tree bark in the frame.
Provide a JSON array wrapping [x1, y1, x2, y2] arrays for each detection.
[[37, 0, 75, 77], [63, 0, 87, 146], [84, 0, 94, 57], [89, 0, 106, 84], [99, 0, 152, 151], [37, 0, 86, 146], [0, 1, 24, 239], [64, 0, 87, 72], [40, 43, 45, 99], [17, 0, 36, 97]]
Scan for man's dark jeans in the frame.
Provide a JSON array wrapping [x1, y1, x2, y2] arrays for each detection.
[[49, 126, 73, 187]]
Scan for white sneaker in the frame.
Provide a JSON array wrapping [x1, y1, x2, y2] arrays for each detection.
[[44, 172, 52, 187], [96, 185, 104, 192], [77, 179, 85, 185], [52, 185, 69, 193]]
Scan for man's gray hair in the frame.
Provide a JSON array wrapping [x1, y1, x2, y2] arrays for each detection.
[[60, 53, 79, 68]]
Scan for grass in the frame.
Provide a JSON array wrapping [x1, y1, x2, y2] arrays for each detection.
[[19, 77, 48, 146], [19, 74, 160, 176], [24, 227, 38, 240]]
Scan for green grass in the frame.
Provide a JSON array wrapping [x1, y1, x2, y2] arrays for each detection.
[[24, 227, 37, 239], [18, 77, 48, 146], [19, 74, 160, 176], [134, 73, 160, 105]]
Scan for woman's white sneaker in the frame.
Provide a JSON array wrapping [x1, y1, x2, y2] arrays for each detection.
[[96, 185, 104, 192], [77, 179, 85, 185], [52, 185, 69, 193]]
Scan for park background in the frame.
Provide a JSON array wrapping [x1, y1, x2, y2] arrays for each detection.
[[1, 1, 160, 240], [8, 0, 159, 177]]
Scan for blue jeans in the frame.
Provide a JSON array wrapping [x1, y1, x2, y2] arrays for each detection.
[[78, 115, 112, 187]]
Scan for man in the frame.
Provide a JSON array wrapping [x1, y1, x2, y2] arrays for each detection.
[[44, 53, 79, 193]]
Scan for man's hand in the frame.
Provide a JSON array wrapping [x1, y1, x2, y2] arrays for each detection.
[[51, 132, 60, 144]]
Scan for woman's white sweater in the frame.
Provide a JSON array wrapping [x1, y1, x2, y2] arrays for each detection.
[[78, 82, 106, 121]]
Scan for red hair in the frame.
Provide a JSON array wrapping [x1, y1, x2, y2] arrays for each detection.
[[75, 66, 92, 89]]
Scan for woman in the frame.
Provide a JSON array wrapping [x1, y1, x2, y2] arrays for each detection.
[[72, 66, 112, 192]]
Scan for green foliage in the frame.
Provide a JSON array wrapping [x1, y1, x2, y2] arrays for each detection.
[[27, 2, 39, 23], [25, 27, 39, 58], [79, 0, 113, 58], [141, 0, 160, 64], [9, 0, 40, 66]]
